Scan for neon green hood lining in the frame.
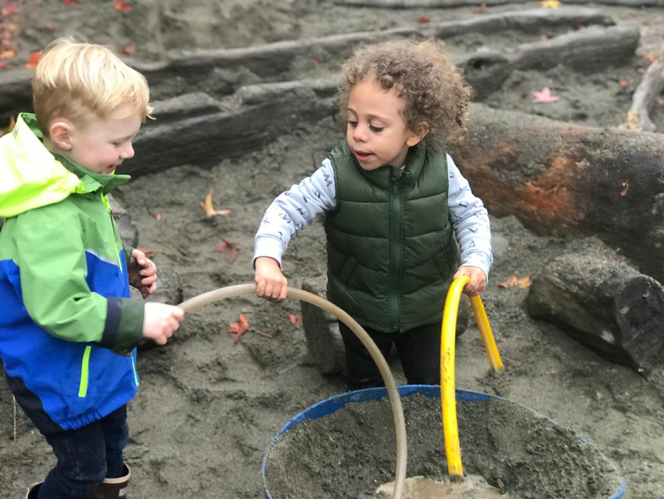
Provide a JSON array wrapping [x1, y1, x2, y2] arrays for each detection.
[[0, 113, 131, 218]]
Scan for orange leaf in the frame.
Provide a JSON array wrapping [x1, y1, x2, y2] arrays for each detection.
[[122, 43, 136, 54], [618, 79, 628, 88], [517, 276, 532, 289], [643, 52, 657, 64], [498, 273, 519, 288], [25, 50, 41, 69], [200, 187, 231, 218], [152, 212, 163, 221], [289, 314, 303, 328], [228, 314, 249, 343]]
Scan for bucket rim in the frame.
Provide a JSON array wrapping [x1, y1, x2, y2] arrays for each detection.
[[262, 384, 626, 499]]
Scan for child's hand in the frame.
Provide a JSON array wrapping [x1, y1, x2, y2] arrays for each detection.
[[128, 248, 157, 298], [142, 303, 185, 345], [453, 266, 487, 297], [255, 257, 288, 301]]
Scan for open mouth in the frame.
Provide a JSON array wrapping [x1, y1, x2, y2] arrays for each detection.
[[354, 150, 373, 161]]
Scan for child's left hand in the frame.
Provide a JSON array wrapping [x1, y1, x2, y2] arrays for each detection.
[[453, 266, 487, 297], [128, 248, 157, 298]]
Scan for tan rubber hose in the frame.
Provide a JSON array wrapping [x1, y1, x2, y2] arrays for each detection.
[[178, 283, 407, 499]]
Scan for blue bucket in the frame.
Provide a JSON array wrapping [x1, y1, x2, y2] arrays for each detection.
[[262, 385, 626, 499]]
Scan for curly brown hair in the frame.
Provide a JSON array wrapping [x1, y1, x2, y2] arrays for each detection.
[[337, 38, 470, 145]]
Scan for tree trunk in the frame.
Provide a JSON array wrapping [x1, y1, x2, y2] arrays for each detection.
[[526, 250, 664, 377], [448, 103, 664, 284]]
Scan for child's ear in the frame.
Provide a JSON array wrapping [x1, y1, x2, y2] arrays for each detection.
[[407, 122, 430, 147], [48, 119, 74, 150]]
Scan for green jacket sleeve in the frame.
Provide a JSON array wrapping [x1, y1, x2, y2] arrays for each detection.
[[14, 209, 144, 353]]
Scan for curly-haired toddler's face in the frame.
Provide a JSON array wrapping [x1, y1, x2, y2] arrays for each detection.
[[346, 76, 423, 171]]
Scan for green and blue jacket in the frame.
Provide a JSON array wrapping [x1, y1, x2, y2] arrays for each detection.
[[0, 113, 144, 431]]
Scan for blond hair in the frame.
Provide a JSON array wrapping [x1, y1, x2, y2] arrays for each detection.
[[338, 39, 470, 145], [32, 37, 153, 134]]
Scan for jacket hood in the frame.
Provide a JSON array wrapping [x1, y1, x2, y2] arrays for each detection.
[[0, 113, 130, 218]]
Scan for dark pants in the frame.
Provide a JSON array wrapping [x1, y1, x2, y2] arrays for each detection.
[[36, 405, 129, 499], [338, 320, 442, 391]]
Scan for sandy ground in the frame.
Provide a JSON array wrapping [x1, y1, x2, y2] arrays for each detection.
[[2, 1, 664, 498]]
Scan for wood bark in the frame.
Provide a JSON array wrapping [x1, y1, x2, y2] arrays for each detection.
[[448, 103, 664, 285], [335, 0, 664, 6], [435, 7, 613, 39], [526, 250, 664, 377], [626, 42, 664, 132]]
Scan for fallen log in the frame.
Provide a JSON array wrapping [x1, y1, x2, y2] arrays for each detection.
[[514, 24, 639, 73], [457, 24, 638, 99], [130, 79, 337, 176], [435, 7, 614, 39], [335, 0, 664, 6], [626, 42, 664, 132], [448, 103, 664, 285], [526, 247, 664, 377]]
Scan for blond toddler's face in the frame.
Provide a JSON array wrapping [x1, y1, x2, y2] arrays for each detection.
[[346, 76, 423, 171], [64, 104, 142, 175]]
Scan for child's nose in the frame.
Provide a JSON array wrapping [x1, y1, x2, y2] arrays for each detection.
[[121, 143, 135, 159], [353, 124, 368, 142]]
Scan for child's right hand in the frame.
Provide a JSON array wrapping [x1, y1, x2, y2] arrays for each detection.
[[142, 303, 185, 345], [255, 257, 288, 301]]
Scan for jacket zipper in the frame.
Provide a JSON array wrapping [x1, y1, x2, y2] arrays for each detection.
[[389, 170, 403, 330]]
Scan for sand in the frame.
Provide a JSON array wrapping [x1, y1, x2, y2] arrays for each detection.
[[1, 1, 664, 498]]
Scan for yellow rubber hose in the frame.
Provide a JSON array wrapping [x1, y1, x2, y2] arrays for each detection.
[[440, 276, 469, 478], [440, 277, 504, 478], [178, 283, 407, 499]]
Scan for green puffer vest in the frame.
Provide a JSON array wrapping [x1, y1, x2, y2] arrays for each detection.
[[324, 140, 460, 333]]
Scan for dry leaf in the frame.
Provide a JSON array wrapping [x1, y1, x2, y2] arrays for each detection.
[[0, 60, 5, 69], [152, 212, 163, 221], [517, 276, 532, 289], [471, 2, 486, 13], [620, 181, 629, 197], [228, 314, 249, 343], [643, 52, 657, 64], [498, 273, 519, 288], [1, 2, 17, 16], [63, 0, 77, 5], [416, 16, 430, 23], [113, 0, 132, 12], [618, 79, 628, 88], [25, 50, 41, 69], [289, 314, 303, 328], [540, 0, 561, 8], [532, 87, 560, 103], [121, 43, 136, 54], [199, 188, 231, 218], [213, 239, 238, 262], [625, 109, 640, 130]]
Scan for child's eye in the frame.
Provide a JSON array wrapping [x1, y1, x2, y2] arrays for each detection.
[[369, 125, 383, 133], [347, 120, 358, 128]]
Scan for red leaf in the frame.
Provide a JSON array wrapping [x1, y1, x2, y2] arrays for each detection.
[[113, 0, 131, 12], [1, 2, 17, 15], [121, 43, 136, 54], [25, 51, 41, 69], [213, 239, 238, 262], [0, 61, 5, 69], [63, 0, 77, 5], [416, 16, 430, 23], [289, 314, 303, 328]]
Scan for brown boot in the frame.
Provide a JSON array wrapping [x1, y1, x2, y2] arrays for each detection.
[[25, 483, 42, 499], [89, 463, 130, 499]]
